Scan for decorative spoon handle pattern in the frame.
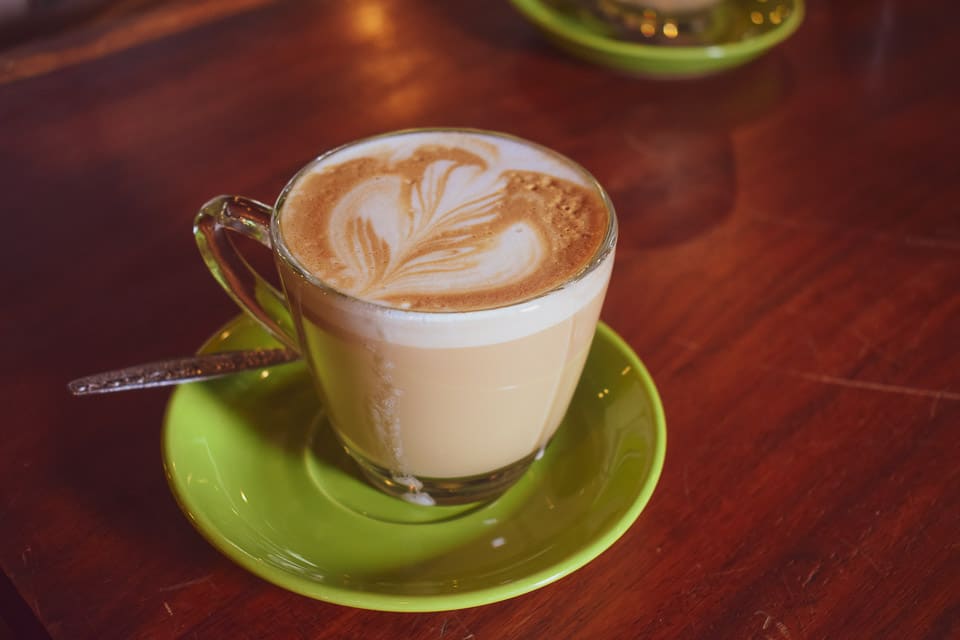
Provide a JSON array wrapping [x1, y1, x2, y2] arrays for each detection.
[[67, 349, 300, 395]]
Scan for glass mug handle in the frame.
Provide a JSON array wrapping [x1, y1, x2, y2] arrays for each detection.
[[194, 195, 300, 352]]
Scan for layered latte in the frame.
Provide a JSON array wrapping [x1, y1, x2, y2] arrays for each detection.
[[274, 130, 616, 496]]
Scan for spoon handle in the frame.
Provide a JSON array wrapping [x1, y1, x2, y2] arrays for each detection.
[[67, 349, 300, 396]]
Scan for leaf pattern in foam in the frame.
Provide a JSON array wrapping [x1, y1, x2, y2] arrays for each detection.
[[329, 174, 405, 293], [386, 159, 509, 287], [392, 222, 543, 295], [330, 152, 542, 300]]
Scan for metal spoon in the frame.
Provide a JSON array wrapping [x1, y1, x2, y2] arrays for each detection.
[[67, 349, 300, 396]]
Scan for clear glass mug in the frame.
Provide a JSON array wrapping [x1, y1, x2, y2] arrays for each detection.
[[194, 129, 617, 505]]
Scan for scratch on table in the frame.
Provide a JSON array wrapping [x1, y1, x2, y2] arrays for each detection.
[[775, 619, 792, 639], [755, 610, 791, 639], [163, 601, 173, 616], [158, 575, 213, 593], [757, 611, 771, 629], [903, 236, 960, 251], [451, 612, 475, 640], [776, 369, 960, 401], [709, 565, 751, 578], [747, 215, 960, 252], [22, 545, 31, 567], [929, 392, 943, 419], [837, 536, 886, 575], [801, 561, 821, 589], [780, 574, 795, 601], [849, 328, 900, 367]]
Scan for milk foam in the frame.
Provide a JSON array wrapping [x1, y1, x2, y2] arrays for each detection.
[[275, 130, 616, 348], [286, 255, 614, 348], [280, 130, 608, 312]]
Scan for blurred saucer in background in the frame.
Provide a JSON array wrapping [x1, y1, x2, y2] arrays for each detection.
[[511, 0, 804, 77]]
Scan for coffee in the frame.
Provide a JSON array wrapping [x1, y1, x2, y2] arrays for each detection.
[[280, 131, 608, 312], [196, 128, 616, 504], [269, 131, 615, 499]]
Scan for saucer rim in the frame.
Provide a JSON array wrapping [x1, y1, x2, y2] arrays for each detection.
[[509, 0, 805, 74], [161, 315, 666, 612]]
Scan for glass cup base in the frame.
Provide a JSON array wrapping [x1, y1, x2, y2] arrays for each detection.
[[343, 443, 543, 507]]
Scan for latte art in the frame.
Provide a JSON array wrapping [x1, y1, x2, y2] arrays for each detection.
[[281, 132, 608, 311]]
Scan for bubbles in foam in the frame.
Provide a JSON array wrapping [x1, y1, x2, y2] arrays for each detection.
[[280, 131, 608, 312]]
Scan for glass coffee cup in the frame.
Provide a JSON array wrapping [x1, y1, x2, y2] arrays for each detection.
[[195, 128, 617, 505]]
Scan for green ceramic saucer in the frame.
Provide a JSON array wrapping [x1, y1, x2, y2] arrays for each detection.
[[162, 315, 666, 611], [510, 0, 804, 76]]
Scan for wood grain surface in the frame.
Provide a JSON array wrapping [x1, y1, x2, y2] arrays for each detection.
[[1, 0, 958, 638]]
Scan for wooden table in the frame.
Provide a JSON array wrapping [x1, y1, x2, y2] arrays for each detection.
[[2, 1, 957, 637]]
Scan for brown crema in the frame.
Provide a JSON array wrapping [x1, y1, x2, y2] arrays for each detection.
[[280, 144, 608, 312]]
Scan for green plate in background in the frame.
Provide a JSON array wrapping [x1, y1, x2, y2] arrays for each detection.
[[510, 0, 804, 77], [162, 314, 666, 611]]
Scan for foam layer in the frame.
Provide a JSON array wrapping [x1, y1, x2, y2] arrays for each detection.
[[281, 253, 614, 348], [279, 130, 609, 312]]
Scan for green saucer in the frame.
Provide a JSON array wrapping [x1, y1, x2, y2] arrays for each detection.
[[510, 0, 804, 77], [162, 315, 666, 611]]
